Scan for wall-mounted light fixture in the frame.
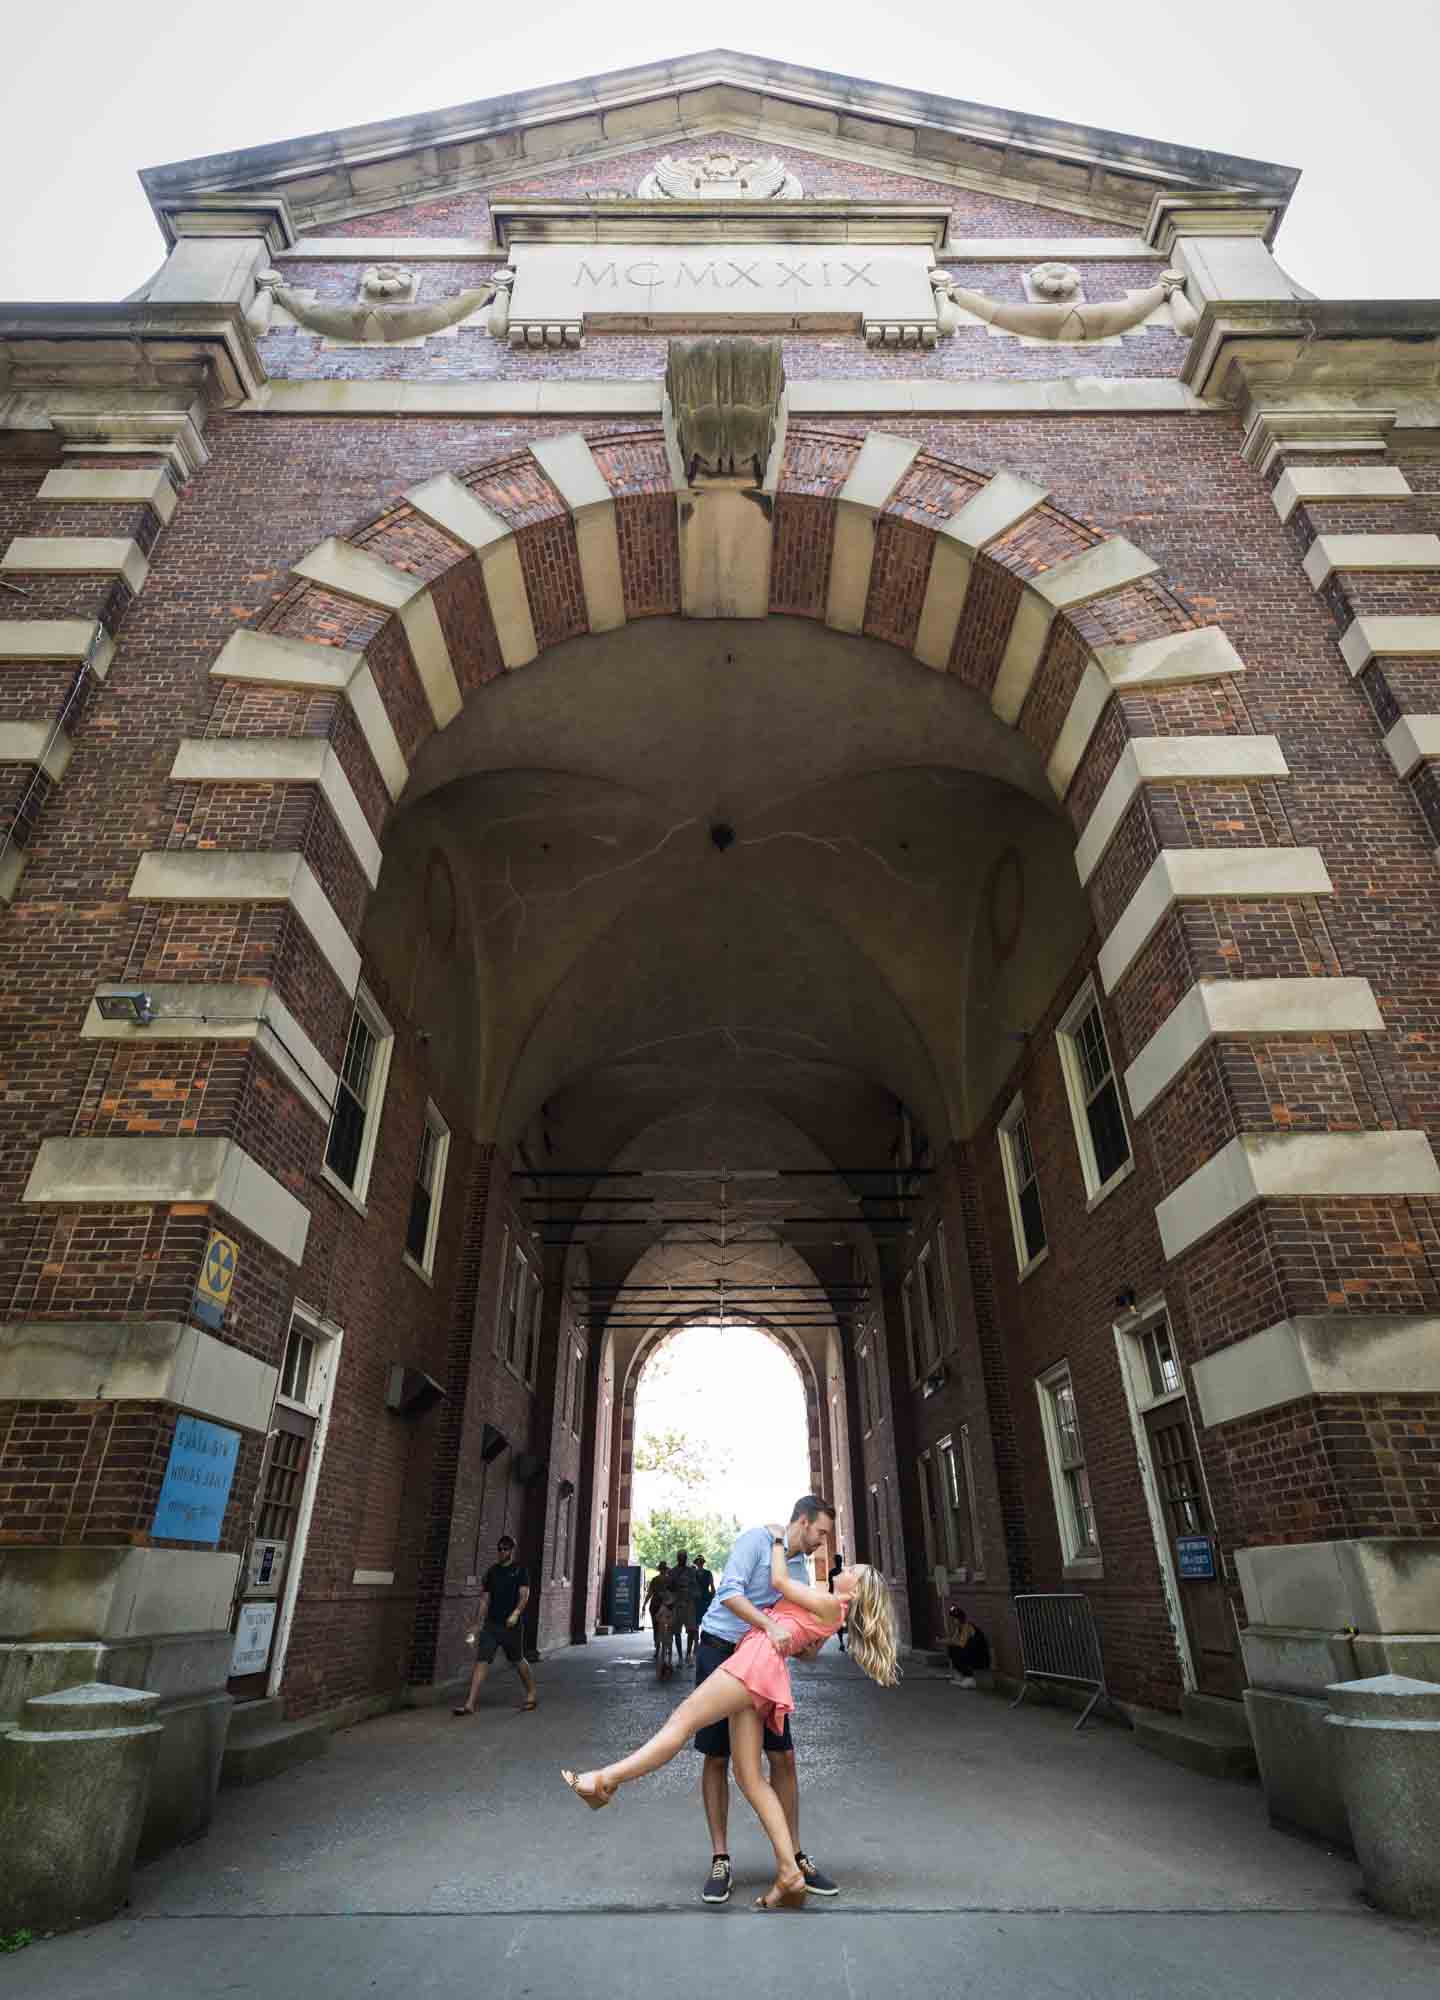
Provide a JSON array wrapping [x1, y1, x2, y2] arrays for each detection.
[[95, 986, 155, 1026]]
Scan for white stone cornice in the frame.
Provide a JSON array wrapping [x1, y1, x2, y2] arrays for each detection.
[[81, 979, 338, 1123], [1124, 975, 1383, 1119], [37, 467, 178, 524], [528, 433, 626, 635], [1271, 466, 1412, 523], [1155, 1130, 1440, 1263], [1074, 735, 1289, 886], [207, 629, 409, 802], [0, 618, 114, 676], [253, 378, 1212, 419], [1339, 616, 1440, 678], [0, 1320, 280, 1431], [914, 473, 1047, 671], [404, 476, 538, 668], [292, 537, 463, 725], [170, 739, 382, 886], [1302, 533, 1440, 590], [826, 434, 921, 633], [1098, 847, 1333, 994], [991, 537, 1158, 726], [2, 536, 149, 594], [128, 849, 361, 995], [0, 720, 73, 783], [1192, 1314, 1440, 1428], [23, 1135, 311, 1264]]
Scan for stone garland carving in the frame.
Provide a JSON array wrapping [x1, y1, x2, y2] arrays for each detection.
[[928, 266, 1200, 342], [638, 151, 803, 200], [247, 262, 515, 344], [665, 336, 785, 483]]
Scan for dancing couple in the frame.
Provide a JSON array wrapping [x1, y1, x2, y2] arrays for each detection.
[[564, 1495, 899, 1909]]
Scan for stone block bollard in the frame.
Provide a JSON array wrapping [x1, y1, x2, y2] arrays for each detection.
[[0, 1681, 164, 1934], [1327, 1672, 1440, 1920]]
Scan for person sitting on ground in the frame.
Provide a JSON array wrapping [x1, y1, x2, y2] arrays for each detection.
[[562, 1533, 900, 1909], [454, 1535, 537, 1715], [946, 1603, 990, 1688]]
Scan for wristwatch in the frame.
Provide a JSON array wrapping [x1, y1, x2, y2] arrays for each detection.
[[773, 1537, 786, 1548]]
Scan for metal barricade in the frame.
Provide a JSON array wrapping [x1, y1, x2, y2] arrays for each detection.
[[1010, 1592, 1128, 1731]]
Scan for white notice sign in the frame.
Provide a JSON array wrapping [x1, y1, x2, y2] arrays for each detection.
[[508, 242, 937, 333], [231, 1599, 277, 1676]]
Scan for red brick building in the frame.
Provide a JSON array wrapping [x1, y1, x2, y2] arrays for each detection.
[[2, 52, 1437, 1860]]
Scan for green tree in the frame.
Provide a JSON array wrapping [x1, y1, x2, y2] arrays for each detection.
[[632, 1505, 741, 1573], [631, 1425, 731, 1494]]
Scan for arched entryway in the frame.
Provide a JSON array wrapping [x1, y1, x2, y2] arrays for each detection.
[[156, 420, 1262, 1686]]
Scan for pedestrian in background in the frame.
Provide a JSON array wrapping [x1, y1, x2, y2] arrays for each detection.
[[828, 1550, 848, 1652], [454, 1535, 537, 1715]]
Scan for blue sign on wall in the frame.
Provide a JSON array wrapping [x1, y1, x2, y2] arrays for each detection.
[[152, 1416, 240, 1545], [1175, 1534, 1216, 1580]]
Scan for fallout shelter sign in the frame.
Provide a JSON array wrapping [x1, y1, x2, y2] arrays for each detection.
[[152, 1415, 240, 1544]]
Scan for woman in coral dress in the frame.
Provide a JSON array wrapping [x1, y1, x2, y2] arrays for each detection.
[[563, 1530, 900, 1909]]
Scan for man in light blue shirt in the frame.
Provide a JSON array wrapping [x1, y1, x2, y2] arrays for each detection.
[[692, 1494, 840, 1906]]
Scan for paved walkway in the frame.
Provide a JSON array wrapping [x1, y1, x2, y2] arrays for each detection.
[[10, 1635, 1438, 1996]]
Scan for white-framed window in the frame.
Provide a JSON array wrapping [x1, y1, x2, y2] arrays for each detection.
[[900, 1272, 919, 1381], [917, 1450, 940, 1569], [857, 1337, 873, 1434], [323, 983, 393, 1205], [403, 1102, 450, 1277], [958, 1424, 985, 1581], [1037, 1362, 1101, 1570], [522, 1263, 543, 1388], [916, 1236, 948, 1368], [935, 1429, 985, 1581], [502, 1243, 531, 1377], [553, 1488, 573, 1582], [998, 1093, 1048, 1274], [869, 1481, 887, 1574], [492, 1226, 511, 1358], [866, 1338, 883, 1430], [1139, 1313, 1183, 1402], [278, 1318, 318, 1408], [567, 1340, 585, 1437], [1056, 979, 1132, 1204]]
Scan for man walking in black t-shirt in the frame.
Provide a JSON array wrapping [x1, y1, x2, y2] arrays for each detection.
[[453, 1535, 538, 1714]]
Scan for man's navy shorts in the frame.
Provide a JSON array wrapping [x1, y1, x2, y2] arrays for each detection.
[[692, 1631, 793, 1757], [474, 1621, 525, 1665]]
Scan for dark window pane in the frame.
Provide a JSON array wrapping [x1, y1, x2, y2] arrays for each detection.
[[406, 1182, 431, 1262], [325, 1083, 365, 1186], [1087, 1078, 1130, 1185], [1019, 1178, 1047, 1261]]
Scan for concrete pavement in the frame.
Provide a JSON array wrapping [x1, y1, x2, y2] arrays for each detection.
[[7, 1634, 1438, 1996]]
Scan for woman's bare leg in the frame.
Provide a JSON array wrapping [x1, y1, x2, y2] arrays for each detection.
[[573, 1668, 751, 1797], [729, 1707, 805, 1894]]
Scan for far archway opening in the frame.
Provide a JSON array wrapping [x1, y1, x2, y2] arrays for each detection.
[[630, 1322, 812, 1596]]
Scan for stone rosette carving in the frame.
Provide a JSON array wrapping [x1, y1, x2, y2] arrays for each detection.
[[928, 266, 1198, 342], [249, 266, 508, 344], [639, 151, 803, 200], [665, 336, 785, 483]]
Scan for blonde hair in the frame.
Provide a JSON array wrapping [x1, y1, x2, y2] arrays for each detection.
[[846, 1565, 901, 1688]]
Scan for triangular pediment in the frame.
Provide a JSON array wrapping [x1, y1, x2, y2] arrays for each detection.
[[140, 50, 1298, 246]]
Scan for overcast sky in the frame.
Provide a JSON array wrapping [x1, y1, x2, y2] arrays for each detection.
[[632, 1324, 810, 1537], [2, 1, 1437, 301]]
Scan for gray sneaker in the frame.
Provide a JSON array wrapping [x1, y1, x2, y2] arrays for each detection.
[[796, 1852, 839, 1896], [702, 1854, 732, 1905]]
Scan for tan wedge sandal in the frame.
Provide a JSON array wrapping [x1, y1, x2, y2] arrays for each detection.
[[754, 1874, 807, 1911], [561, 1768, 615, 1811]]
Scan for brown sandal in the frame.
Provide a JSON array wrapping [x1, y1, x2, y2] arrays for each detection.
[[518, 1696, 538, 1712], [754, 1875, 807, 1911], [561, 1768, 614, 1811]]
